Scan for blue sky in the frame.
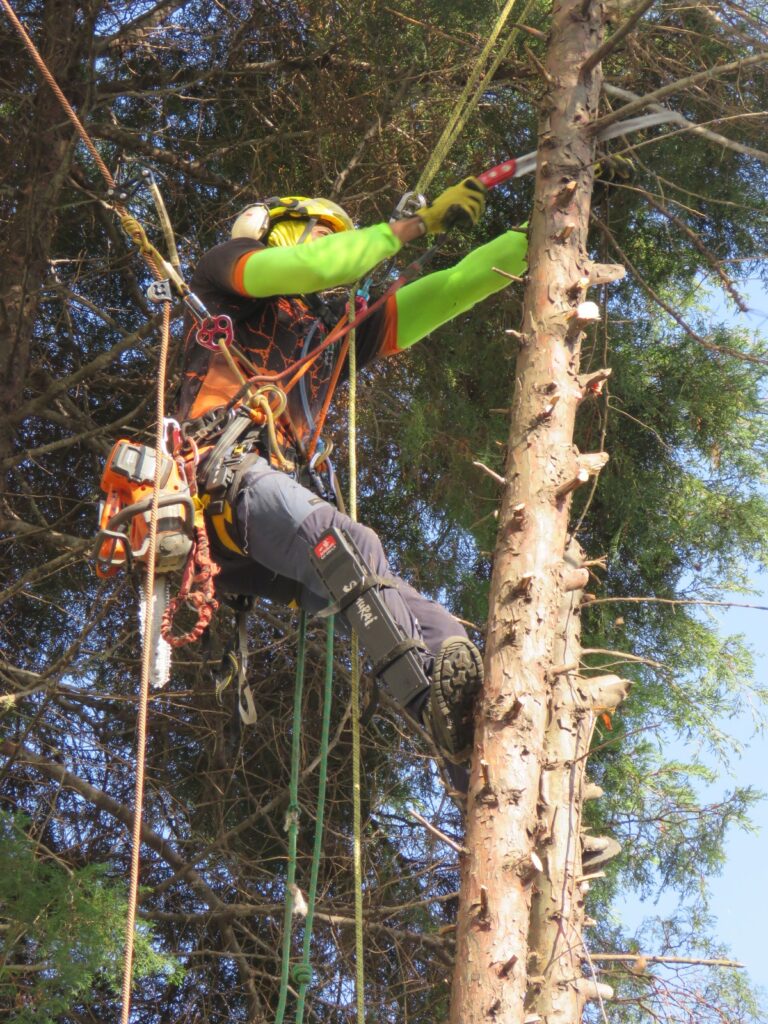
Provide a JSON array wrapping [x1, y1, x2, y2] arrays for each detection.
[[690, 279, 767, 991], [623, 278, 767, 995]]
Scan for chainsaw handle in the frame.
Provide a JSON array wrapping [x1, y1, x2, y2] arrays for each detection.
[[92, 492, 196, 568], [105, 492, 195, 536]]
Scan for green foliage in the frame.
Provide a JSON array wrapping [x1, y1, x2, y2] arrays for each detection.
[[2, 0, 768, 1019], [0, 812, 182, 1023]]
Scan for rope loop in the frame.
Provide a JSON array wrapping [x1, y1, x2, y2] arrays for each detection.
[[291, 963, 313, 987], [160, 525, 220, 647], [119, 214, 153, 254]]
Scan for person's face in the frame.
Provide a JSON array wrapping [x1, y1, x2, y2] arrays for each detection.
[[309, 222, 333, 241]]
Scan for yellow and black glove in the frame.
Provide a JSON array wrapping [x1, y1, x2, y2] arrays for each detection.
[[417, 177, 487, 234]]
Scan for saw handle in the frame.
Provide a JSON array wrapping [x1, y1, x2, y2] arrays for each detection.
[[477, 159, 518, 188]]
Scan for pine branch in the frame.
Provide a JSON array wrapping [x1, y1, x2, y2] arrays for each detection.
[[592, 215, 768, 366], [603, 83, 768, 166], [6, 308, 181, 427], [593, 52, 768, 133], [93, 0, 191, 54], [0, 738, 264, 1015]]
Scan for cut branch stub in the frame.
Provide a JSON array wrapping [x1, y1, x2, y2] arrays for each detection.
[[563, 567, 589, 592], [512, 572, 535, 598], [509, 502, 527, 530], [550, 660, 578, 677], [576, 673, 632, 710], [573, 977, 614, 1002], [587, 262, 626, 286], [578, 450, 610, 474], [555, 450, 608, 499], [568, 300, 600, 326], [555, 179, 578, 206], [540, 390, 561, 417], [555, 466, 590, 499], [583, 781, 605, 800], [581, 835, 622, 870], [577, 366, 612, 398]]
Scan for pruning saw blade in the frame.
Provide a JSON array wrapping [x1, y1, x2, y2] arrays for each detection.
[[478, 110, 681, 187]]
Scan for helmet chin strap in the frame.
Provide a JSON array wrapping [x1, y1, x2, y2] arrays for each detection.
[[296, 217, 318, 245]]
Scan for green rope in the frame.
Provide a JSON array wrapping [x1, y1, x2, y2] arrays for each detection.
[[347, 294, 366, 1021], [295, 614, 335, 1024], [274, 611, 307, 1024], [275, 610, 336, 1024]]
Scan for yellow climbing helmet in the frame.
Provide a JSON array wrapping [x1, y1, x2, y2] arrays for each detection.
[[231, 196, 353, 242], [267, 196, 353, 233]]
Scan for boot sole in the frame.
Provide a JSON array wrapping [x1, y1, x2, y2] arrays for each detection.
[[429, 638, 483, 762]]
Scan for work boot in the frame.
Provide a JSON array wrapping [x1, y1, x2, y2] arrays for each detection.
[[423, 637, 483, 763]]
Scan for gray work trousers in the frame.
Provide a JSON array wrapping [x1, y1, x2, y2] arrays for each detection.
[[212, 458, 467, 707]]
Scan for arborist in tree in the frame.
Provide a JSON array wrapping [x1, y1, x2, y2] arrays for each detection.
[[174, 179, 527, 780]]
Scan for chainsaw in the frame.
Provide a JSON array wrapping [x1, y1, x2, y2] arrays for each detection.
[[93, 424, 195, 687]]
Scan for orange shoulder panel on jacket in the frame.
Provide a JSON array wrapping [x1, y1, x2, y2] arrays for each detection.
[[233, 252, 253, 296], [376, 296, 400, 358]]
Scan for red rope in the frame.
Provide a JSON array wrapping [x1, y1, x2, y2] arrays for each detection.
[[161, 524, 220, 647]]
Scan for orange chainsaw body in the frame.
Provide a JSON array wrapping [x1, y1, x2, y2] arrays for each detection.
[[94, 440, 194, 578]]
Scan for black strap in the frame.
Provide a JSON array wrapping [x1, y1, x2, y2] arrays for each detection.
[[370, 638, 429, 679], [316, 573, 399, 619], [198, 413, 262, 493]]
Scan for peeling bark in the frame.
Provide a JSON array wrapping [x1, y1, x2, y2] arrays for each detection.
[[450, 1, 607, 1021]]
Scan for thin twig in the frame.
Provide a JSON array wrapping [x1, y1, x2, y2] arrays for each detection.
[[472, 460, 506, 485], [592, 215, 768, 366], [586, 596, 768, 611], [409, 809, 468, 855], [593, 52, 768, 133], [590, 953, 745, 968], [603, 82, 768, 166], [581, 0, 658, 75]]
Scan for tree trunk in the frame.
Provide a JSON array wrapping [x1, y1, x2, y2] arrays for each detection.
[[0, 0, 83, 463], [525, 540, 628, 1021], [450, 2, 607, 1021]]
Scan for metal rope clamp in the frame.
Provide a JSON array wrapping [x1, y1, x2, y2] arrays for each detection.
[[147, 279, 174, 304]]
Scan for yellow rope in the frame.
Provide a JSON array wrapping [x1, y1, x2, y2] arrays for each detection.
[[414, 0, 535, 195], [347, 291, 365, 1021]]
